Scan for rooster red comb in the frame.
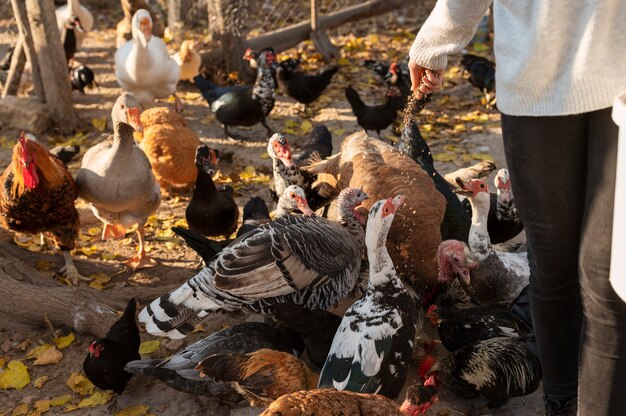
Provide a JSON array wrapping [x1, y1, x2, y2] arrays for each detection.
[[418, 354, 436, 381]]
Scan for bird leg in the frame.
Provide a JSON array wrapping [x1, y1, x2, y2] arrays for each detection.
[[124, 224, 158, 270], [173, 93, 184, 113], [60, 250, 92, 285], [223, 125, 251, 142], [102, 223, 127, 240], [261, 119, 274, 136], [39, 233, 45, 246]]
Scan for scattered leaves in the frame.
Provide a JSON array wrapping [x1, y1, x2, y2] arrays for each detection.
[[66, 390, 114, 411], [0, 361, 30, 390], [91, 117, 107, 132], [89, 273, 111, 290], [66, 372, 95, 396], [26, 344, 52, 360], [33, 346, 62, 365], [49, 394, 72, 407], [33, 399, 51, 412], [432, 152, 457, 162], [54, 333, 75, 349], [34, 375, 50, 389], [138, 340, 160, 355], [10, 403, 28, 416], [114, 405, 151, 416]]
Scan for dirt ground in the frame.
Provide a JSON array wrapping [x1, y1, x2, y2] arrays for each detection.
[[0, 1, 543, 415]]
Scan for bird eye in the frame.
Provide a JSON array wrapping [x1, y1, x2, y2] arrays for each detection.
[[480, 184, 485, 188], [120, 104, 125, 109], [290, 193, 296, 198]]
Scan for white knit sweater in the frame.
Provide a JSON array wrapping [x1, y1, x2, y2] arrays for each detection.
[[409, 0, 626, 116]]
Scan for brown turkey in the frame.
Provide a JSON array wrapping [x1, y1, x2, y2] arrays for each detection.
[[305, 131, 445, 285]]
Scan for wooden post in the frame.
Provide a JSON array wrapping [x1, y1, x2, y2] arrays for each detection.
[[24, 0, 78, 133], [9, 0, 44, 101], [2, 38, 26, 97], [311, 0, 318, 32]]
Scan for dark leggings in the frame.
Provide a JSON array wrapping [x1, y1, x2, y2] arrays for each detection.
[[502, 108, 626, 416]]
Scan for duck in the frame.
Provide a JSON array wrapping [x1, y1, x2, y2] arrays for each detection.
[[75, 93, 161, 270], [124, 321, 304, 399], [172, 40, 201, 82], [185, 144, 239, 238], [60, 15, 83, 64], [55, 0, 93, 50], [417, 335, 542, 408], [195, 48, 276, 140], [319, 195, 418, 400], [139, 187, 369, 339], [114, 9, 181, 109], [267, 133, 331, 214], [174, 186, 314, 265], [305, 131, 446, 287]]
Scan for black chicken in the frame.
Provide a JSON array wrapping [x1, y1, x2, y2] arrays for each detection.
[[461, 54, 496, 107], [70, 65, 97, 94], [194, 48, 276, 140], [272, 303, 341, 369], [398, 119, 471, 242], [124, 321, 304, 399], [185, 145, 239, 238], [49, 145, 80, 166], [426, 304, 533, 351], [83, 298, 141, 394], [362, 59, 412, 109], [276, 65, 338, 111], [345, 85, 401, 139], [236, 196, 271, 237], [421, 335, 542, 408], [292, 124, 333, 165]]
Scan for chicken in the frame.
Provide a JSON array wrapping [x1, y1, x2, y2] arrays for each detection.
[[76, 93, 161, 270], [172, 40, 201, 82], [305, 132, 446, 286], [0, 133, 88, 285], [83, 299, 141, 394], [195, 48, 276, 140], [362, 60, 412, 110], [461, 53, 496, 107], [49, 144, 80, 166], [115, 9, 180, 109], [276, 64, 338, 111], [319, 196, 418, 400], [260, 390, 405, 416], [139, 188, 367, 339], [124, 321, 304, 399], [185, 145, 239, 237], [345, 86, 401, 139], [135, 107, 201, 192], [70, 65, 97, 94], [197, 348, 318, 407]]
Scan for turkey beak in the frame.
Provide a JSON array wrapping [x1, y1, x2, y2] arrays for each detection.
[[279, 146, 293, 168], [74, 19, 85, 33], [453, 177, 473, 197], [296, 196, 314, 216], [391, 194, 405, 212], [127, 107, 143, 132]]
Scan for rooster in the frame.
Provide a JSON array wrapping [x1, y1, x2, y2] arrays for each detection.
[[197, 348, 319, 407], [0, 133, 88, 285]]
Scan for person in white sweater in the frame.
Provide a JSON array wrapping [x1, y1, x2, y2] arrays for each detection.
[[409, 1, 626, 416]]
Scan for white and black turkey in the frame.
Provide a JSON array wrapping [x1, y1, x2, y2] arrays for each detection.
[[318, 195, 418, 400], [139, 187, 368, 339]]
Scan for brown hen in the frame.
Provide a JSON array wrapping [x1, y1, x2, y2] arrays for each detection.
[[197, 348, 318, 407], [134, 107, 201, 193], [305, 131, 446, 285], [0, 133, 88, 284], [260, 390, 405, 416]]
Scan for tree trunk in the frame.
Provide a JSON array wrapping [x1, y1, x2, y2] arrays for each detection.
[[0, 242, 179, 338], [2, 38, 25, 97], [9, 0, 44, 101], [24, 0, 78, 134], [206, 0, 250, 75]]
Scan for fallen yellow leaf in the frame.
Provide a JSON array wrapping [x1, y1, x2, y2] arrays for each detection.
[[49, 394, 72, 407], [91, 117, 107, 132], [114, 404, 151, 416], [10, 403, 28, 416], [33, 399, 51, 412], [35, 260, 54, 271], [65, 390, 114, 411], [89, 273, 111, 290], [337, 57, 350, 66], [54, 333, 75, 349], [0, 358, 4, 368], [26, 344, 52, 360], [138, 340, 160, 355], [66, 372, 95, 396], [0, 361, 30, 390], [34, 375, 50, 388], [33, 346, 62, 365], [433, 152, 458, 163], [101, 253, 118, 261], [300, 120, 313, 135]]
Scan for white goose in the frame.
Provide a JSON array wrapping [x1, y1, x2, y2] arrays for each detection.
[[55, 0, 93, 50], [115, 9, 180, 109]]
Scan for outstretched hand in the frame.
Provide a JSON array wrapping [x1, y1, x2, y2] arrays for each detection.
[[409, 62, 444, 99]]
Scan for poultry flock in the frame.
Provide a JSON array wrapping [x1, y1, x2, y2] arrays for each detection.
[[0, 1, 537, 415]]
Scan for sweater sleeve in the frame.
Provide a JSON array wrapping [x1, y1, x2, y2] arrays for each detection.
[[409, 0, 493, 70]]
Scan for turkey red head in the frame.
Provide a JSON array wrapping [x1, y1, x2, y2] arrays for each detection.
[[88, 340, 105, 359], [337, 187, 369, 227], [454, 177, 489, 197], [267, 133, 293, 168], [436, 240, 477, 285]]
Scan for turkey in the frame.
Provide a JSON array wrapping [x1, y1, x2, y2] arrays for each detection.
[[319, 195, 418, 400], [139, 187, 368, 339], [305, 132, 445, 286]]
